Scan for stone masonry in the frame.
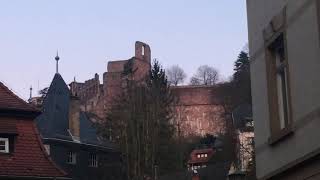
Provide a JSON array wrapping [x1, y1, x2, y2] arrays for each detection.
[[69, 41, 226, 137]]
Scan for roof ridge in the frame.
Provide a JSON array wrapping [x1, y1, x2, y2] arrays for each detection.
[[0, 81, 38, 112]]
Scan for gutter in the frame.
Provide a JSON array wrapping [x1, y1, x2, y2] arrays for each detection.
[[42, 137, 115, 151]]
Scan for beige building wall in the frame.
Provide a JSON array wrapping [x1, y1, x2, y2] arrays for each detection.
[[247, 0, 320, 179]]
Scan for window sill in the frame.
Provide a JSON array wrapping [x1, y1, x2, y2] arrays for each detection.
[[0, 152, 10, 155], [268, 125, 294, 145]]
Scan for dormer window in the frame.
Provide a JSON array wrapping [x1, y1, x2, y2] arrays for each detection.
[[0, 138, 9, 153]]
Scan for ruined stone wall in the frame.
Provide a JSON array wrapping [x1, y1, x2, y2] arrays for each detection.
[[172, 86, 226, 137], [68, 41, 227, 136], [69, 74, 103, 114], [70, 73, 101, 101]]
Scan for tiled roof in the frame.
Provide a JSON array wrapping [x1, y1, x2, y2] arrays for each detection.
[[0, 82, 38, 112], [0, 82, 68, 179], [188, 148, 215, 164], [0, 119, 68, 179]]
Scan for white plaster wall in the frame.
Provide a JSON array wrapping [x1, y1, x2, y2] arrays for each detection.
[[247, 0, 320, 178]]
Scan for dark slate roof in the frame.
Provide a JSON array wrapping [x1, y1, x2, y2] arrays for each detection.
[[36, 74, 70, 138], [36, 73, 114, 150], [80, 112, 115, 149]]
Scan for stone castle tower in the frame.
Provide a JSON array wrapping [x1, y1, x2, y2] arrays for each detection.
[[69, 41, 151, 118], [69, 41, 226, 137]]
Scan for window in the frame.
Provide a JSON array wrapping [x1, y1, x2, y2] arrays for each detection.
[[0, 138, 9, 153], [44, 144, 50, 155], [197, 154, 201, 158], [141, 46, 145, 56], [89, 153, 98, 167], [67, 151, 77, 164], [266, 33, 292, 142], [204, 154, 208, 157], [200, 154, 204, 158], [275, 43, 289, 130]]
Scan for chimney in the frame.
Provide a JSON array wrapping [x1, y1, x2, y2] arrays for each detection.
[[69, 95, 81, 141]]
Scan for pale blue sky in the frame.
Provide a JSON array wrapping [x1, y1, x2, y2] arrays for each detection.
[[0, 0, 248, 99]]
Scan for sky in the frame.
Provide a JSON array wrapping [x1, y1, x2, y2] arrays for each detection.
[[0, 0, 248, 100]]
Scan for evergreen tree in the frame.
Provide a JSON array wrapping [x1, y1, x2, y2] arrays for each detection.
[[233, 51, 251, 105]]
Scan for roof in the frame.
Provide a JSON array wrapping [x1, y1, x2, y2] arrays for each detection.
[[36, 74, 70, 138], [0, 120, 68, 179], [80, 112, 115, 149], [0, 81, 68, 179], [36, 73, 115, 150], [188, 148, 215, 164], [0, 82, 38, 113]]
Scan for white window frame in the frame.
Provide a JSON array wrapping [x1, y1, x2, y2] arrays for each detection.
[[89, 153, 98, 167], [0, 138, 9, 153], [44, 144, 50, 155], [275, 53, 289, 130], [67, 151, 77, 164]]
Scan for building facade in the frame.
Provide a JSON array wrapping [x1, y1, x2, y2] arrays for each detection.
[[0, 82, 69, 180], [36, 73, 122, 180], [247, 0, 320, 179]]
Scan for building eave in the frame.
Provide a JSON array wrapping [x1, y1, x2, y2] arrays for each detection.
[[42, 137, 116, 152]]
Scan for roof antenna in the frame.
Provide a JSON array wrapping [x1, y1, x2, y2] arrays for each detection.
[[55, 50, 60, 74], [29, 86, 33, 101]]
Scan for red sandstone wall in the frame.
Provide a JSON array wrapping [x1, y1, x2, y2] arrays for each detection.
[[172, 86, 226, 137], [107, 60, 128, 72], [68, 42, 227, 137], [174, 104, 226, 137]]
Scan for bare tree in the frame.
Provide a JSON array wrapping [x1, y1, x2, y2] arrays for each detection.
[[190, 65, 219, 85], [166, 65, 187, 86]]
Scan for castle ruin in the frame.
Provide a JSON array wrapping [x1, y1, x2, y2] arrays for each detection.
[[69, 41, 226, 137]]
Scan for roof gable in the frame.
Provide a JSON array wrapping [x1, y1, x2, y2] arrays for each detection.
[[0, 82, 38, 113]]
